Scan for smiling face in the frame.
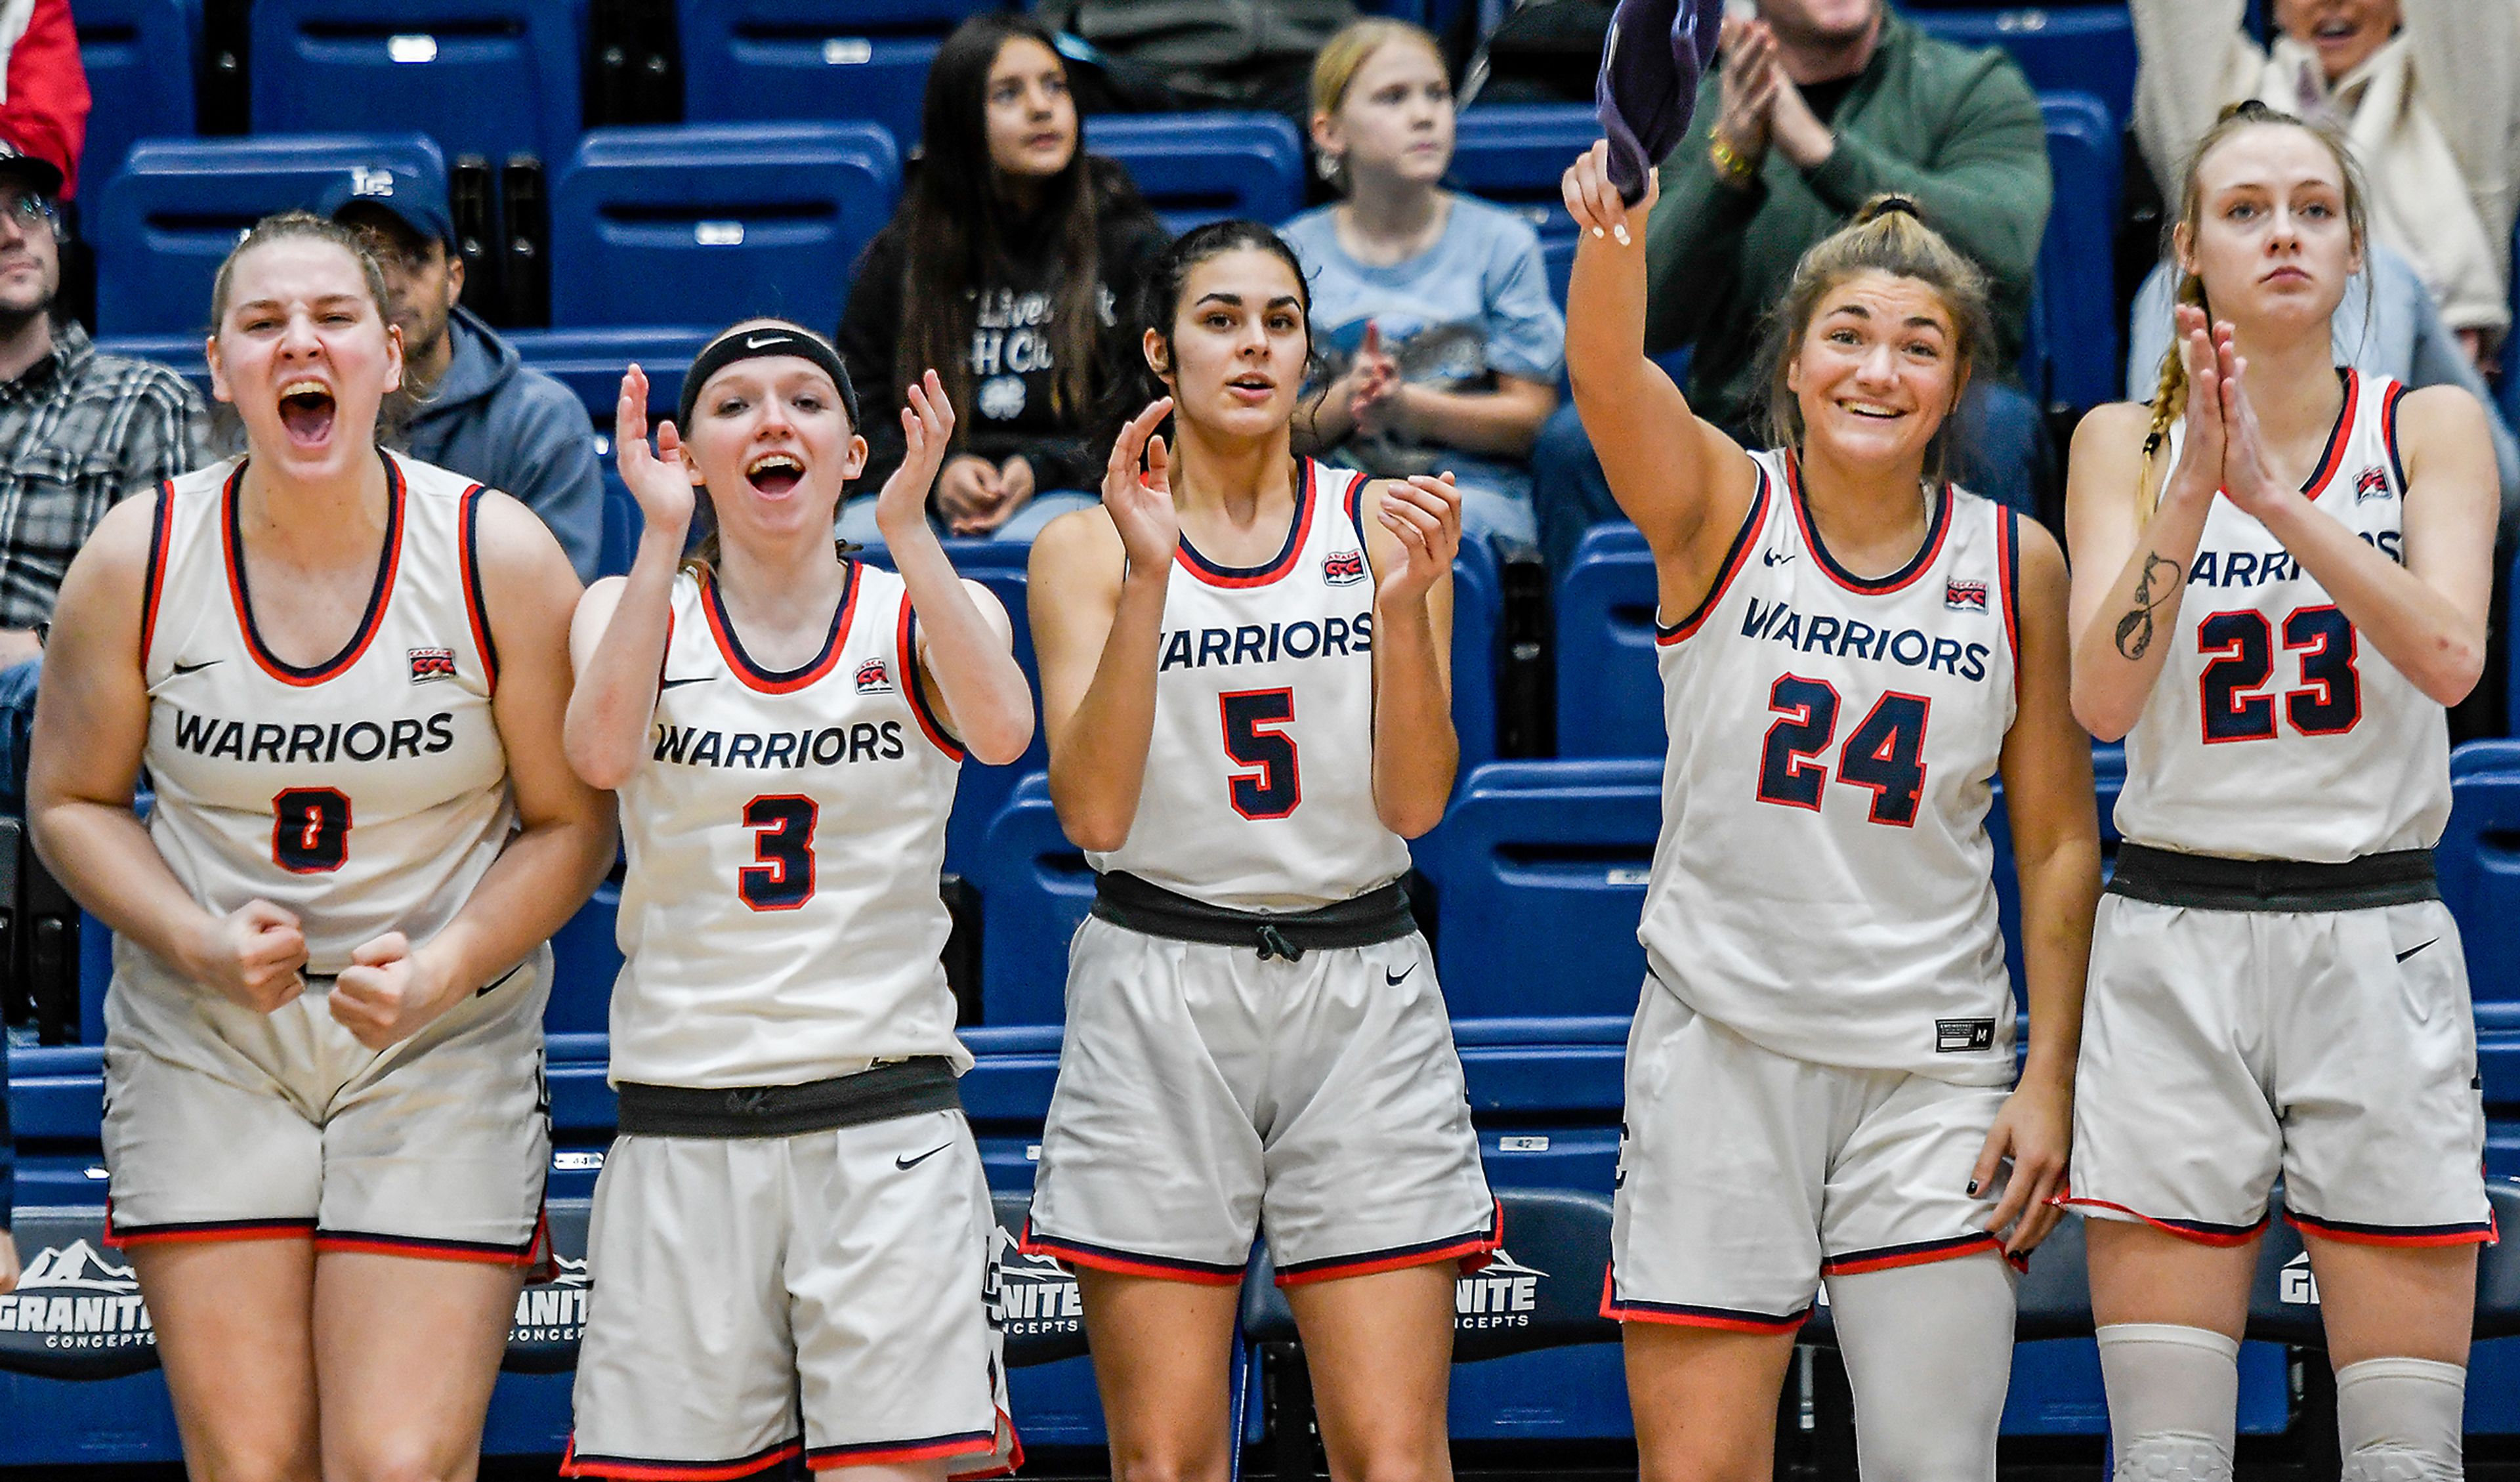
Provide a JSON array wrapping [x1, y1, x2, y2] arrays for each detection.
[[682, 339, 866, 551], [1148, 248, 1312, 442], [1784, 269, 1965, 471], [984, 35, 1078, 182], [2275, 0, 2400, 82], [2177, 122, 2359, 333], [1314, 35, 1454, 190], [207, 236, 402, 481]]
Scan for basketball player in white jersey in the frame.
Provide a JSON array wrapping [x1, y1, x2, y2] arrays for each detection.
[[24, 211, 615, 1481], [1023, 219, 1494, 1482], [2065, 102, 2500, 1482], [558, 319, 1032, 1481], [1560, 146, 2101, 1481]]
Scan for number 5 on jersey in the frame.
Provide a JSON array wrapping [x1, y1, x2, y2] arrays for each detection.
[[1221, 688, 1300, 820]]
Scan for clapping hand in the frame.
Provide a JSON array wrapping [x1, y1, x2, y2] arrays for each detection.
[[1376, 473, 1462, 608], [1103, 398, 1179, 575], [615, 364, 697, 542]]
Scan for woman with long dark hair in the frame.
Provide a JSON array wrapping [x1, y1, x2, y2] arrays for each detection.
[[836, 11, 1170, 543]]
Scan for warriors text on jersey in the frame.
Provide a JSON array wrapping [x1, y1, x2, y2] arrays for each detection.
[[2116, 371, 2445, 862], [1085, 459, 1410, 911], [610, 561, 970, 1088], [125, 451, 513, 1007], [1638, 449, 2023, 1083]]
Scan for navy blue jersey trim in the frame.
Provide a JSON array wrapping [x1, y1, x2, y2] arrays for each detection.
[[702, 559, 856, 692], [1787, 449, 1952, 596], [1656, 465, 1771, 643], [459, 483, 499, 688], [2380, 379, 2410, 493], [224, 450, 406, 683], [1177, 459, 1316, 587]]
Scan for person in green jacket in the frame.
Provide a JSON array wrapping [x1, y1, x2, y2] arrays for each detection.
[[1534, 0, 2051, 568]]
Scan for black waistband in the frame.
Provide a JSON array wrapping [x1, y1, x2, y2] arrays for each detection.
[[614, 1057, 961, 1138], [2108, 843, 2439, 912], [1091, 872, 1415, 959]]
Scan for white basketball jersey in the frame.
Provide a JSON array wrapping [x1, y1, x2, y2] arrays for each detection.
[[1086, 459, 1411, 912], [1638, 450, 2021, 1084], [2116, 372, 2447, 861], [610, 562, 971, 1089], [122, 451, 514, 994]]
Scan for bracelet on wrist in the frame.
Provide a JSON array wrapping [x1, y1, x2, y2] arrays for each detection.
[[1710, 133, 1757, 184]]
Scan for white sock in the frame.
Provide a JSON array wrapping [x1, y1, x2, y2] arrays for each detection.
[[2095, 1323, 2240, 1482], [2336, 1357, 2466, 1482]]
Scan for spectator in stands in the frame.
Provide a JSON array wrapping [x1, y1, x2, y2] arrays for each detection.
[[837, 11, 1169, 545], [0, 141, 206, 813], [1038, 0, 1358, 123], [1285, 18, 1563, 549], [2128, 240, 2520, 522], [2132, 0, 2517, 373], [1529, 0, 2051, 571], [326, 167, 604, 581], [0, 1, 86, 201]]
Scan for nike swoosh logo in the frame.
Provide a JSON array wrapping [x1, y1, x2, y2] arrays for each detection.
[[1762, 549, 1794, 566], [2396, 939, 2439, 963], [1385, 965, 1414, 986], [171, 659, 220, 675], [658, 675, 714, 690], [896, 1145, 950, 1170], [474, 963, 526, 998], [744, 333, 789, 350]]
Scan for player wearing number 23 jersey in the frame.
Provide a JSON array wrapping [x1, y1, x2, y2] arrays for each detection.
[[104, 449, 551, 1261]]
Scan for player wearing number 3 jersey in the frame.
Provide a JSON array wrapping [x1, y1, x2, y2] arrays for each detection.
[[26, 213, 616, 1481], [1024, 222, 1494, 1482], [560, 320, 1032, 1481], [1563, 151, 2100, 1482]]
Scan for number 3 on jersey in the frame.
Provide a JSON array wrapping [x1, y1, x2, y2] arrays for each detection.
[[740, 795, 817, 910], [1755, 675, 1931, 826], [1221, 688, 1300, 820]]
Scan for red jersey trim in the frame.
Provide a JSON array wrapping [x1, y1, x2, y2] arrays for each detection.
[[1178, 459, 1317, 589], [1656, 465, 1773, 645], [138, 481, 174, 666], [1785, 450, 1954, 597], [2380, 379, 2411, 493], [104, 1211, 317, 1248], [1272, 1200, 1504, 1287], [1821, 1230, 2006, 1276], [898, 601, 965, 762], [222, 452, 407, 687], [312, 1227, 539, 1265], [1996, 504, 2022, 698], [702, 560, 857, 694], [805, 1430, 999, 1470], [2286, 1208, 2497, 1248], [2299, 368, 2358, 501], [2058, 1193, 2269, 1248], [458, 482, 499, 691], [1017, 1223, 1246, 1286], [1599, 1267, 1809, 1332], [559, 1437, 804, 1480]]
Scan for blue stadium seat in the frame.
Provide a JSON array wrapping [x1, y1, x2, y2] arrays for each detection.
[[1452, 532, 1503, 772], [967, 772, 1089, 1028], [679, 0, 1002, 150], [249, 0, 585, 166], [1411, 759, 1660, 1021], [548, 123, 901, 331], [1553, 522, 1660, 759], [2439, 740, 2520, 1011], [1908, 6, 2137, 129], [93, 334, 211, 400], [2036, 91, 2122, 410], [1080, 113, 1305, 234], [72, 0, 198, 186], [1452, 103, 1597, 243], [545, 882, 622, 1034], [1986, 742, 2126, 990], [507, 325, 712, 428], [1542, 236, 1576, 312], [93, 134, 448, 335]]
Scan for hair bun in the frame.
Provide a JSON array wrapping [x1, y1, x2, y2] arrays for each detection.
[[1853, 194, 1924, 226]]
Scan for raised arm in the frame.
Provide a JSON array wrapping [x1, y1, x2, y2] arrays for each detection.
[[1975, 519, 2099, 1258], [565, 364, 692, 791], [2067, 310, 2227, 741], [329, 497, 616, 1051], [28, 497, 310, 1013], [2128, 0, 2259, 208], [1364, 474, 1460, 837], [1561, 141, 1762, 623], [1030, 399, 1177, 852], [879, 370, 1035, 767]]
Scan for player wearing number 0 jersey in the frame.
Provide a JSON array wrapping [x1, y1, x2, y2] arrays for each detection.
[[1564, 163, 2097, 1482], [2061, 105, 2504, 1482], [562, 324, 1032, 1481], [1023, 222, 1495, 1482]]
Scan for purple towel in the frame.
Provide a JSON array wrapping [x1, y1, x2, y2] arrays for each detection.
[[1594, 0, 1726, 203]]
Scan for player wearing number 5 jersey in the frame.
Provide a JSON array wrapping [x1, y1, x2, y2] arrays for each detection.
[[560, 320, 1032, 1481], [2065, 104, 2501, 1482], [1563, 148, 2100, 1482], [1024, 221, 1495, 1482], [26, 213, 615, 1482]]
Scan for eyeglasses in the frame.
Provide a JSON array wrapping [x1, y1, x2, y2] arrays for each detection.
[[1, 194, 56, 235]]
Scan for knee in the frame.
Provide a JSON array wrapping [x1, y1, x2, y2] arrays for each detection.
[[187, 1441, 321, 1482], [1639, 1448, 1771, 1482], [1109, 1448, 1230, 1482], [1852, 1425, 1997, 1482], [324, 1435, 471, 1482]]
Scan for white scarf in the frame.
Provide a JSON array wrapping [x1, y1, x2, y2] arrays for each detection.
[[2261, 31, 2508, 335]]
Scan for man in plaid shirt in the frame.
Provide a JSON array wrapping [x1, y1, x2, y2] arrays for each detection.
[[0, 137, 207, 812]]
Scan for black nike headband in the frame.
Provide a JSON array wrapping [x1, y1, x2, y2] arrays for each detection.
[[677, 324, 862, 436]]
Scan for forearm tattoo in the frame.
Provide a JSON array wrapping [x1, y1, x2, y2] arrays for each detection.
[[2114, 553, 2183, 660]]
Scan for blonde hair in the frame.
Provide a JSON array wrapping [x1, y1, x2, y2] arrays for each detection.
[[2138, 100, 2368, 510], [1759, 195, 1995, 487], [1309, 18, 1447, 194], [206, 210, 410, 452]]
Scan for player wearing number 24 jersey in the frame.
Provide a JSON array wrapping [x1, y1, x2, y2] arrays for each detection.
[[560, 324, 1032, 1481]]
